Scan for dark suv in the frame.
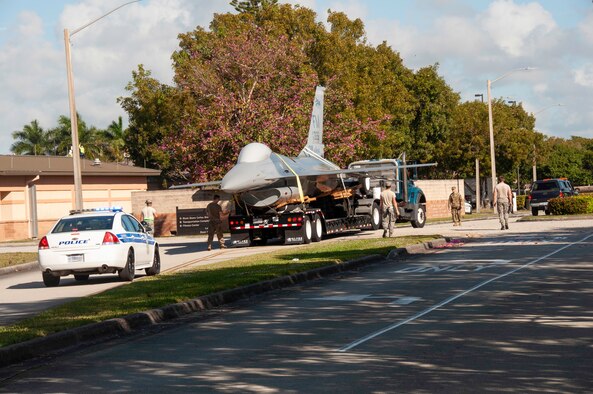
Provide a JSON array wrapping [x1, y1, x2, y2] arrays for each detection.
[[528, 179, 578, 216]]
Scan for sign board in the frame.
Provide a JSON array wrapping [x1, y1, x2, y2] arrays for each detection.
[[176, 207, 209, 235]]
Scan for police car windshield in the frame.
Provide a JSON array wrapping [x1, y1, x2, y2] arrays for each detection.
[[52, 216, 114, 233]]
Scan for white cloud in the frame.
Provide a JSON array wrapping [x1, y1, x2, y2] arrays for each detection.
[[573, 65, 593, 88], [480, 0, 556, 57]]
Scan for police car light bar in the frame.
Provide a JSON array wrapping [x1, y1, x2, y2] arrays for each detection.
[[69, 206, 124, 215]]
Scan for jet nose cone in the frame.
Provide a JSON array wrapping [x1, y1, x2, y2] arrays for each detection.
[[221, 164, 267, 194]]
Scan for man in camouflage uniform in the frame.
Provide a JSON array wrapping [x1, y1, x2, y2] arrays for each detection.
[[448, 186, 463, 226]]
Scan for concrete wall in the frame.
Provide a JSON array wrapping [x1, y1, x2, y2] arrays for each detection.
[[131, 189, 233, 236], [132, 179, 466, 236], [414, 179, 466, 219]]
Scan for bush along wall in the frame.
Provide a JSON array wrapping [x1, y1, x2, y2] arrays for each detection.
[[548, 195, 593, 215], [516, 195, 527, 210]]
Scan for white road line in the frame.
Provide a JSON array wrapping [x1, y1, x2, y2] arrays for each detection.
[[338, 232, 593, 353]]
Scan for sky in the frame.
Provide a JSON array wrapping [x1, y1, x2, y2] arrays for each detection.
[[1, 0, 592, 155]]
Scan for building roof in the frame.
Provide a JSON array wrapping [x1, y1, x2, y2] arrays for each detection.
[[0, 155, 161, 177]]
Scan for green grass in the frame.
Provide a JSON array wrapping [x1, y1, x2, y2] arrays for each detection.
[[0, 235, 439, 347], [0, 252, 37, 269]]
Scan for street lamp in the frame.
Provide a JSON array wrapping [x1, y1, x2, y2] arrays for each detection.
[[475, 93, 484, 102], [64, 0, 141, 210], [486, 67, 533, 206]]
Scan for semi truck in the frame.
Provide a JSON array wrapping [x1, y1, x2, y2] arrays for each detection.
[[228, 154, 430, 247]]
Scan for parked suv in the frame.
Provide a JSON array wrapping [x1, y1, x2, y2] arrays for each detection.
[[528, 179, 577, 216]]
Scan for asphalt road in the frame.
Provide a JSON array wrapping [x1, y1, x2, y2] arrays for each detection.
[[1, 217, 592, 392]]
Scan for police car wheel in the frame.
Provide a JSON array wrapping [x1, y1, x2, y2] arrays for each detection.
[[145, 246, 160, 276], [42, 272, 60, 287], [119, 250, 135, 282], [74, 274, 89, 281]]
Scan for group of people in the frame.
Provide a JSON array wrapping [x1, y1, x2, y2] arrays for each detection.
[[448, 175, 513, 230], [143, 176, 514, 250]]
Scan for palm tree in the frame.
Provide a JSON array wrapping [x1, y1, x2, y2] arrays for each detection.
[[11, 120, 49, 155], [47, 114, 101, 159], [99, 116, 128, 162]]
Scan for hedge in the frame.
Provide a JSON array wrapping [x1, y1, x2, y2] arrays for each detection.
[[516, 195, 527, 210], [548, 195, 593, 215]]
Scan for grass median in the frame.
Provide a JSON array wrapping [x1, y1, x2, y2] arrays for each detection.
[[0, 234, 439, 348], [0, 252, 38, 269]]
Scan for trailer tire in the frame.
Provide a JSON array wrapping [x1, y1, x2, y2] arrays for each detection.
[[302, 216, 313, 244], [411, 204, 426, 228], [312, 214, 323, 242], [370, 202, 381, 230]]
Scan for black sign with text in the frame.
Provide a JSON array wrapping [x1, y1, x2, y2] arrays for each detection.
[[175, 207, 209, 235]]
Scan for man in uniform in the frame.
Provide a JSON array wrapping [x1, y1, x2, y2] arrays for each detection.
[[447, 186, 463, 226], [141, 199, 157, 234], [206, 194, 227, 250], [493, 175, 513, 230], [380, 182, 400, 237]]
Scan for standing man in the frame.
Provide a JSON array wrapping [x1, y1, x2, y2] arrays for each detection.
[[380, 182, 400, 238], [141, 199, 157, 235], [206, 194, 227, 251], [493, 175, 513, 230], [447, 186, 463, 226]]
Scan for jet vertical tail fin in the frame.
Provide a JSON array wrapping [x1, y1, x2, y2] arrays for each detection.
[[299, 86, 325, 158]]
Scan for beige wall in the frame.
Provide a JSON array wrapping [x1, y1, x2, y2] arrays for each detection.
[[132, 180, 466, 237], [415, 179, 465, 219], [0, 175, 150, 241]]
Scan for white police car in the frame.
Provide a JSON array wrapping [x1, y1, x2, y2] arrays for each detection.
[[38, 207, 160, 287]]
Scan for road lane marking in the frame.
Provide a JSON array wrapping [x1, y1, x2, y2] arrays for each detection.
[[395, 259, 510, 274], [338, 232, 593, 352], [391, 297, 422, 305]]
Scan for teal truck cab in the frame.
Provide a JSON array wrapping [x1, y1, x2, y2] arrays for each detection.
[[348, 156, 429, 228]]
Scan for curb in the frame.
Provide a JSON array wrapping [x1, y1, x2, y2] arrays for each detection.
[[0, 237, 451, 368], [0, 261, 38, 276]]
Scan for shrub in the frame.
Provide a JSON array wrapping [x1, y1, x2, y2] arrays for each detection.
[[516, 195, 527, 210], [548, 195, 593, 215]]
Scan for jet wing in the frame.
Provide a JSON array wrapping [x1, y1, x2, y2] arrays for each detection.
[[265, 162, 437, 181], [169, 180, 222, 189]]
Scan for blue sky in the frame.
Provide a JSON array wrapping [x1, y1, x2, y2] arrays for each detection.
[[1, 0, 592, 155]]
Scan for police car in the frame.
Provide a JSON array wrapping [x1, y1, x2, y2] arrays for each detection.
[[38, 207, 160, 287]]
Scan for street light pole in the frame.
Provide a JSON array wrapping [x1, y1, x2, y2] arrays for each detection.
[[64, 28, 83, 210], [63, 0, 141, 211], [486, 67, 533, 207]]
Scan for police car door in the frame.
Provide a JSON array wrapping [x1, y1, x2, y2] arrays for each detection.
[[121, 214, 150, 264]]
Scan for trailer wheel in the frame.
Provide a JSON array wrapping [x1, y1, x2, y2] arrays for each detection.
[[411, 204, 426, 228], [370, 202, 381, 230], [302, 216, 313, 244], [312, 214, 323, 242]]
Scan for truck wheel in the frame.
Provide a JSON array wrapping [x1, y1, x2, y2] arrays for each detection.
[[411, 205, 426, 228], [545, 209, 551, 215], [302, 216, 312, 244], [42, 272, 60, 287], [312, 214, 323, 242], [370, 202, 381, 230], [531, 207, 539, 216]]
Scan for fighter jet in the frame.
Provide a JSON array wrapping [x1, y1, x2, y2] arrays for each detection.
[[171, 86, 435, 213]]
